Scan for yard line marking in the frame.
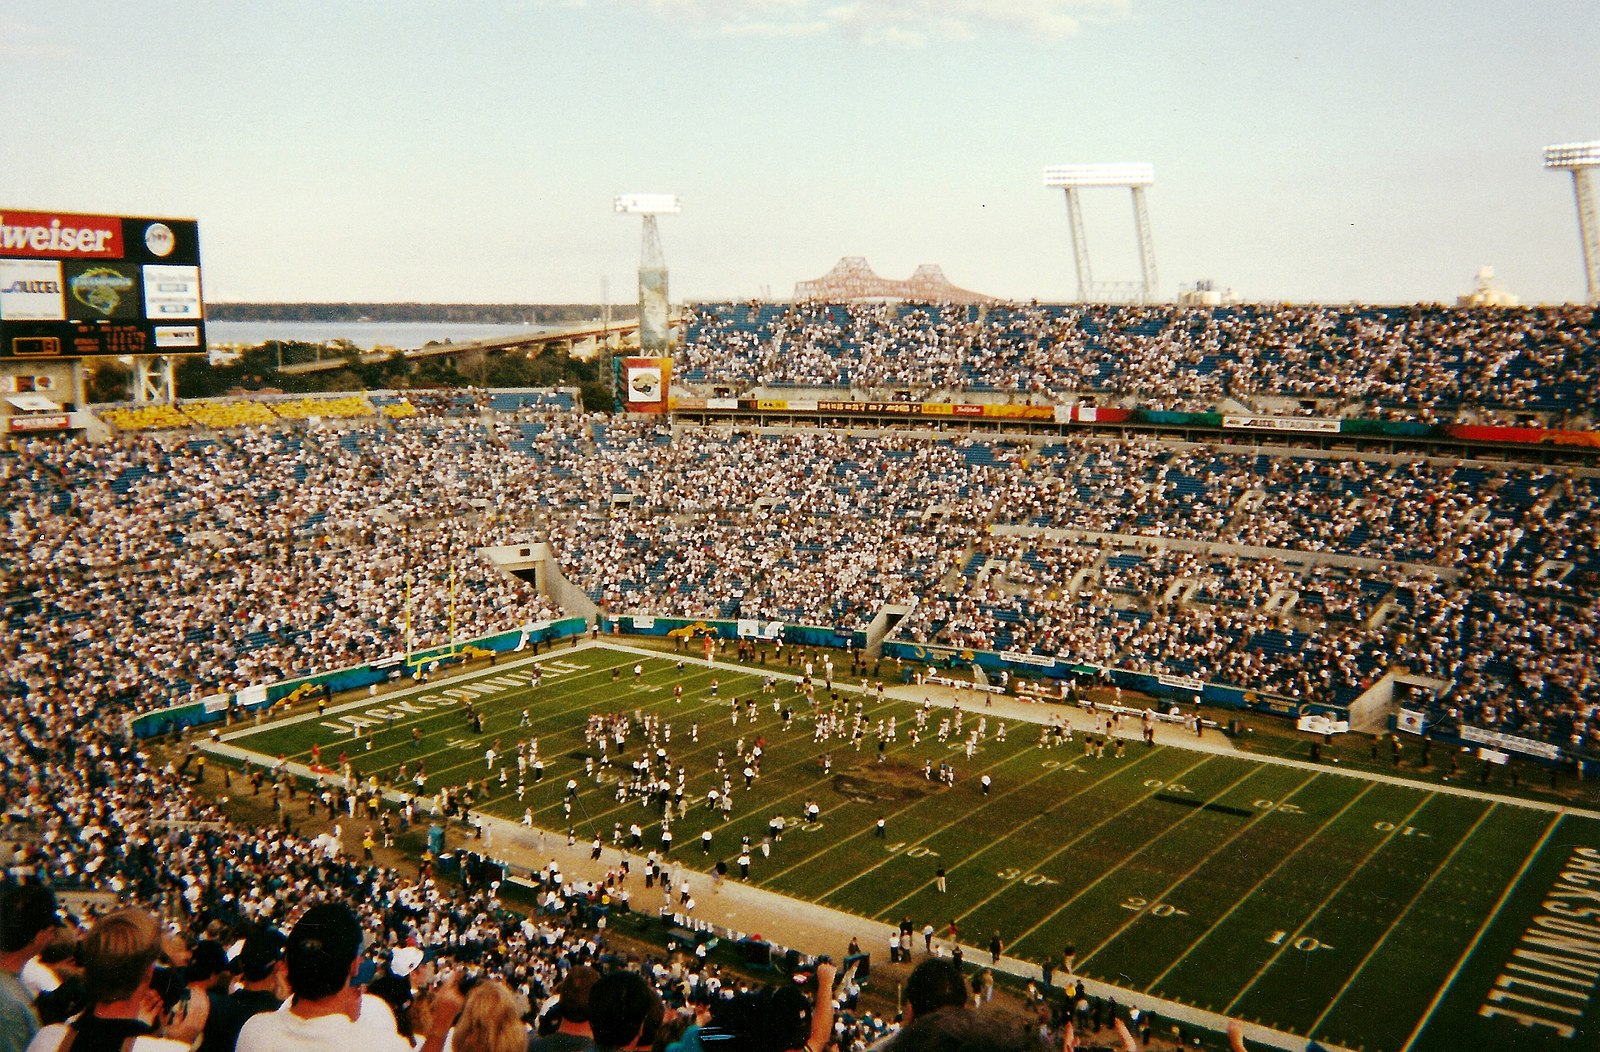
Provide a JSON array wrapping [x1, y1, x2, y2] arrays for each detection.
[[758, 745, 1066, 891], [403, 662, 732, 787], [1075, 769, 1323, 974], [314, 660, 722, 796], [805, 744, 1175, 905], [1222, 789, 1435, 1015], [911, 751, 1216, 929], [1307, 800, 1499, 1039], [1398, 810, 1563, 1052], [1001, 758, 1264, 949], [1145, 780, 1376, 993]]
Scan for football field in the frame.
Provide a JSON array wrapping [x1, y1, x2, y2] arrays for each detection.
[[217, 644, 1600, 1051]]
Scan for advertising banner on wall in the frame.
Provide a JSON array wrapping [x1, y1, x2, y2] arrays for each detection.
[[623, 356, 671, 413], [0, 210, 205, 359]]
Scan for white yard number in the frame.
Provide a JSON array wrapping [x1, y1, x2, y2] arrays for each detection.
[[1267, 931, 1334, 951], [1253, 799, 1305, 814], [997, 868, 1060, 886], [885, 842, 940, 858], [1373, 821, 1428, 837], [1143, 779, 1192, 794], [1039, 760, 1084, 773], [1120, 896, 1187, 917]]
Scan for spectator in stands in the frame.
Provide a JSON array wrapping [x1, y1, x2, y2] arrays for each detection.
[[198, 929, 285, 1052], [528, 964, 599, 1052], [26, 908, 203, 1052], [0, 885, 60, 1052], [450, 981, 528, 1052], [587, 971, 661, 1052], [871, 958, 968, 1049], [235, 903, 460, 1052], [888, 1002, 1061, 1052]]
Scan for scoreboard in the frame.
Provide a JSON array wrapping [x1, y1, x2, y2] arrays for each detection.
[[0, 210, 205, 360]]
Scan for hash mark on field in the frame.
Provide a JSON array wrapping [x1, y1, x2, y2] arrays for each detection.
[[937, 752, 1214, 932], [1146, 780, 1376, 995], [1077, 769, 1322, 975], [1003, 759, 1264, 948], [768, 740, 1070, 892]]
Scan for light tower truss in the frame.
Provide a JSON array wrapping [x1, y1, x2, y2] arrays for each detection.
[[1042, 163, 1161, 304], [614, 194, 681, 353], [1545, 142, 1600, 304]]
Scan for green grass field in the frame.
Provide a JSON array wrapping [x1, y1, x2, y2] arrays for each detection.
[[217, 644, 1600, 1052]]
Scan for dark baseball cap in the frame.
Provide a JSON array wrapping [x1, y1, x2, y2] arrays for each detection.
[[285, 905, 364, 999], [235, 929, 287, 983]]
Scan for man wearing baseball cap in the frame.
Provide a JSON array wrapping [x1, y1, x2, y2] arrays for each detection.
[[235, 904, 461, 1052], [198, 930, 286, 1052]]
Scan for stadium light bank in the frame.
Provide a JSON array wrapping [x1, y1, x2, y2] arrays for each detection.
[[1042, 163, 1160, 304], [614, 194, 680, 354], [1544, 141, 1600, 305]]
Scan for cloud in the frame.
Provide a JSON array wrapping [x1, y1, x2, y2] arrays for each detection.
[[626, 0, 1127, 47], [0, 13, 80, 60]]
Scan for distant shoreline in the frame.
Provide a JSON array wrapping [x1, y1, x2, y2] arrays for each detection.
[[209, 302, 638, 325]]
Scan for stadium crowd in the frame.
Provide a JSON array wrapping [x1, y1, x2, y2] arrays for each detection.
[[4, 410, 1597, 749], [0, 367, 1597, 1051], [681, 301, 1600, 419]]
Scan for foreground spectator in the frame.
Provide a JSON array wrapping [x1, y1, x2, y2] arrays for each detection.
[[197, 929, 286, 1052], [451, 981, 528, 1052], [26, 908, 201, 1052], [0, 886, 60, 1052], [528, 964, 599, 1052], [587, 972, 661, 1052], [234, 903, 460, 1052]]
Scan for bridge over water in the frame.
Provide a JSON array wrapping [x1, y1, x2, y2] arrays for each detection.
[[276, 316, 654, 376]]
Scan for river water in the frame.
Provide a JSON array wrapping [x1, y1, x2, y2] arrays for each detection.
[[206, 320, 561, 351]]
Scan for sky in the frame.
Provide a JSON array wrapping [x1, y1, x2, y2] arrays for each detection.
[[3, 0, 1597, 305]]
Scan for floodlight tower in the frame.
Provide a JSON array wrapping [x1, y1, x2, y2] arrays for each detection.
[[614, 193, 681, 353], [1042, 163, 1160, 303], [1545, 142, 1600, 304]]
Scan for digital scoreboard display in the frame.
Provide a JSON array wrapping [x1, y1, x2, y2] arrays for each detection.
[[0, 210, 205, 360]]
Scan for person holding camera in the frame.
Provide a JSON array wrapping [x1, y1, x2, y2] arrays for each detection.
[[25, 908, 203, 1052]]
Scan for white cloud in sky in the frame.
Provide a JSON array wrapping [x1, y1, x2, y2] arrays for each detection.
[[0, 13, 80, 60], [631, 0, 1127, 47]]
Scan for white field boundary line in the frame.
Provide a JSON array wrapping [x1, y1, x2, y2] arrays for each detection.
[[225, 640, 1600, 823], [596, 645, 1600, 824], [1398, 810, 1564, 1052], [217, 644, 625, 741], [1307, 801, 1499, 1038], [481, 804, 1358, 1052]]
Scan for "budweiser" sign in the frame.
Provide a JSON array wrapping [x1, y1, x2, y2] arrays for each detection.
[[0, 212, 122, 258]]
